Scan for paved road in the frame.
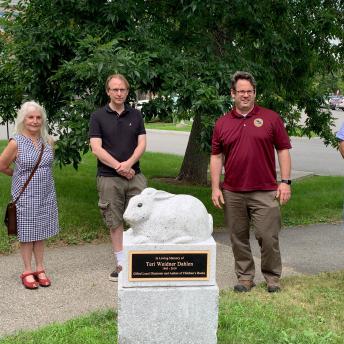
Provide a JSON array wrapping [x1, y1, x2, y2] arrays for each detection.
[[289, 137, 343, 176], [0, 223, 343, 338], [146, 130, 343, 176], [0, 123, 12, 140]]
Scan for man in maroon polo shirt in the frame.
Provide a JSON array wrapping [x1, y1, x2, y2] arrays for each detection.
[[210, 71, 292, 293]]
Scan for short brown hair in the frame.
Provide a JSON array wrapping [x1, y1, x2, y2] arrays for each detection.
[[230, 71, 256, 91], [105, 74, 130, 91]]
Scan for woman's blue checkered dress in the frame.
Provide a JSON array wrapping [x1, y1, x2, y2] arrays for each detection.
[[11, 135, 59, 242]]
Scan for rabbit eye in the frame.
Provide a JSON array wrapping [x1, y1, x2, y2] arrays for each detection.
[[137, 203, 143, 207]]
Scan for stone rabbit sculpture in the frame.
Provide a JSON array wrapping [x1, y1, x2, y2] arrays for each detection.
[[123, 188, 213, 243]]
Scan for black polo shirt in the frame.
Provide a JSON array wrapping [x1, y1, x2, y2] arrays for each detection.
[[89, 104, 146, 177]]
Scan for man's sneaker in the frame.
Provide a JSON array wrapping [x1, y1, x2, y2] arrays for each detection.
[[266, 277, 281, 293], [267, 283, 281, 293], [109, 265, 122, 282], [234, 280, 255, 292], [109, 270, 118, 282]]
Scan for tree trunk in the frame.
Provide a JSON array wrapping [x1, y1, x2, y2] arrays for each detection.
[[176, 113, 209, 185]]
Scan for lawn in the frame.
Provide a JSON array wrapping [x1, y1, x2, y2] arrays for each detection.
[[145, 121, 192, 131], [0, 140, 343, 253], [1, 271, 343, 343]]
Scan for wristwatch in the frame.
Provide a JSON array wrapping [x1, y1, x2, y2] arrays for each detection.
[[281, 179, 292, 185]]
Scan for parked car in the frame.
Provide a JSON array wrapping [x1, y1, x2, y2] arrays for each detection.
[[337, 97, 344, 111], [136, 99, 149, 111], [328, 96, 342, 110]]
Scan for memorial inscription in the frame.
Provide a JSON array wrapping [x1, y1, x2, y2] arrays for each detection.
[[129, 251, 210, 281]]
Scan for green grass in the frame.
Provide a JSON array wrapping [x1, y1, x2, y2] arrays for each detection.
[[282, 175, 344, 226], [145, 121, 192, 131], [218, 271, 344, 344], [0, 309, 116, 344], [0, 141, 343, 253], [1, 271, 343, 343], [289, 127, 317, 138]]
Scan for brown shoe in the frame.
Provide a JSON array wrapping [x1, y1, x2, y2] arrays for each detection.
[[266, 277, 281, 293], [234, 280, 255, 292], [267, 282, 281, 293]]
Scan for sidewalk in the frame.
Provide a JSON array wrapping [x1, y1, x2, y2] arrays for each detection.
[[0, 223, 343, 338]]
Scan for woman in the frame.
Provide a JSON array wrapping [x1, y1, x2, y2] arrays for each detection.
[[0, 101, 59, 289]]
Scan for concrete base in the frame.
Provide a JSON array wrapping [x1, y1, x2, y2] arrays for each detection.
[[118, 283, 219, 344]]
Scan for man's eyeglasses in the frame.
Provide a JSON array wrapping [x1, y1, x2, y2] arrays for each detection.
[[109, 88, 127, 93], [235, 90, 255, 95]]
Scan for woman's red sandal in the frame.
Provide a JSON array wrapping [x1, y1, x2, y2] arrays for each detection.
[[20, 272, 39, 289], [34, 270, 51, 287]]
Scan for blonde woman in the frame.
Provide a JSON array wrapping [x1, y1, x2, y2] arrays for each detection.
[[0, 101, 59, 289]]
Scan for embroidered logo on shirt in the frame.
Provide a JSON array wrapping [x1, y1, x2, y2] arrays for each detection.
[[254, 118, 264, 127]]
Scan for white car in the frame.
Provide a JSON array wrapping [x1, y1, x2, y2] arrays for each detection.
[[328, 96, 341, 110], [136, 100, 149, 111], [337, 97, 344, 111]]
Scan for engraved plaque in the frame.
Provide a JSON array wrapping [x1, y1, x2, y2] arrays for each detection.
[[129, 250, 210, 281]]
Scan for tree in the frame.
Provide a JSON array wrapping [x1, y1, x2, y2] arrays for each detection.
[[0, 0, 343, 183], [0, 0, 159, 167], [0, 24, 23, 124]]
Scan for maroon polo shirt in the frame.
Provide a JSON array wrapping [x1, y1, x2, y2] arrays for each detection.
[[211, 104, 291, 192]]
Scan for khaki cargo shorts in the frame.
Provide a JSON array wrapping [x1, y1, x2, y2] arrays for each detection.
[[96, 174, 147, 229]]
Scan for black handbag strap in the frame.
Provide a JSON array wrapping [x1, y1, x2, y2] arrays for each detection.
[[13, 142, 44, 204]]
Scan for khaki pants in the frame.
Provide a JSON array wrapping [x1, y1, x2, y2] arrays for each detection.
[[223, 190, 281, 283], [97, 174, 147, 229]]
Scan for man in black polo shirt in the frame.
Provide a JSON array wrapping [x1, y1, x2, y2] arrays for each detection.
[[89, 74, 147, 281]]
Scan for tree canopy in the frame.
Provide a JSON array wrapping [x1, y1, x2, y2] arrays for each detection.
[[0, 0, 343, 182]]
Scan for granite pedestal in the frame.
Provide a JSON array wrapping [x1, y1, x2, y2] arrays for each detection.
[[118, 233, 219, 344]]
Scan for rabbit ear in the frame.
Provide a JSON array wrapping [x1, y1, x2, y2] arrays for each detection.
[[141, 188, 174, 200], [141, 188, 157, 196], [153, 190, 175, 200]]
